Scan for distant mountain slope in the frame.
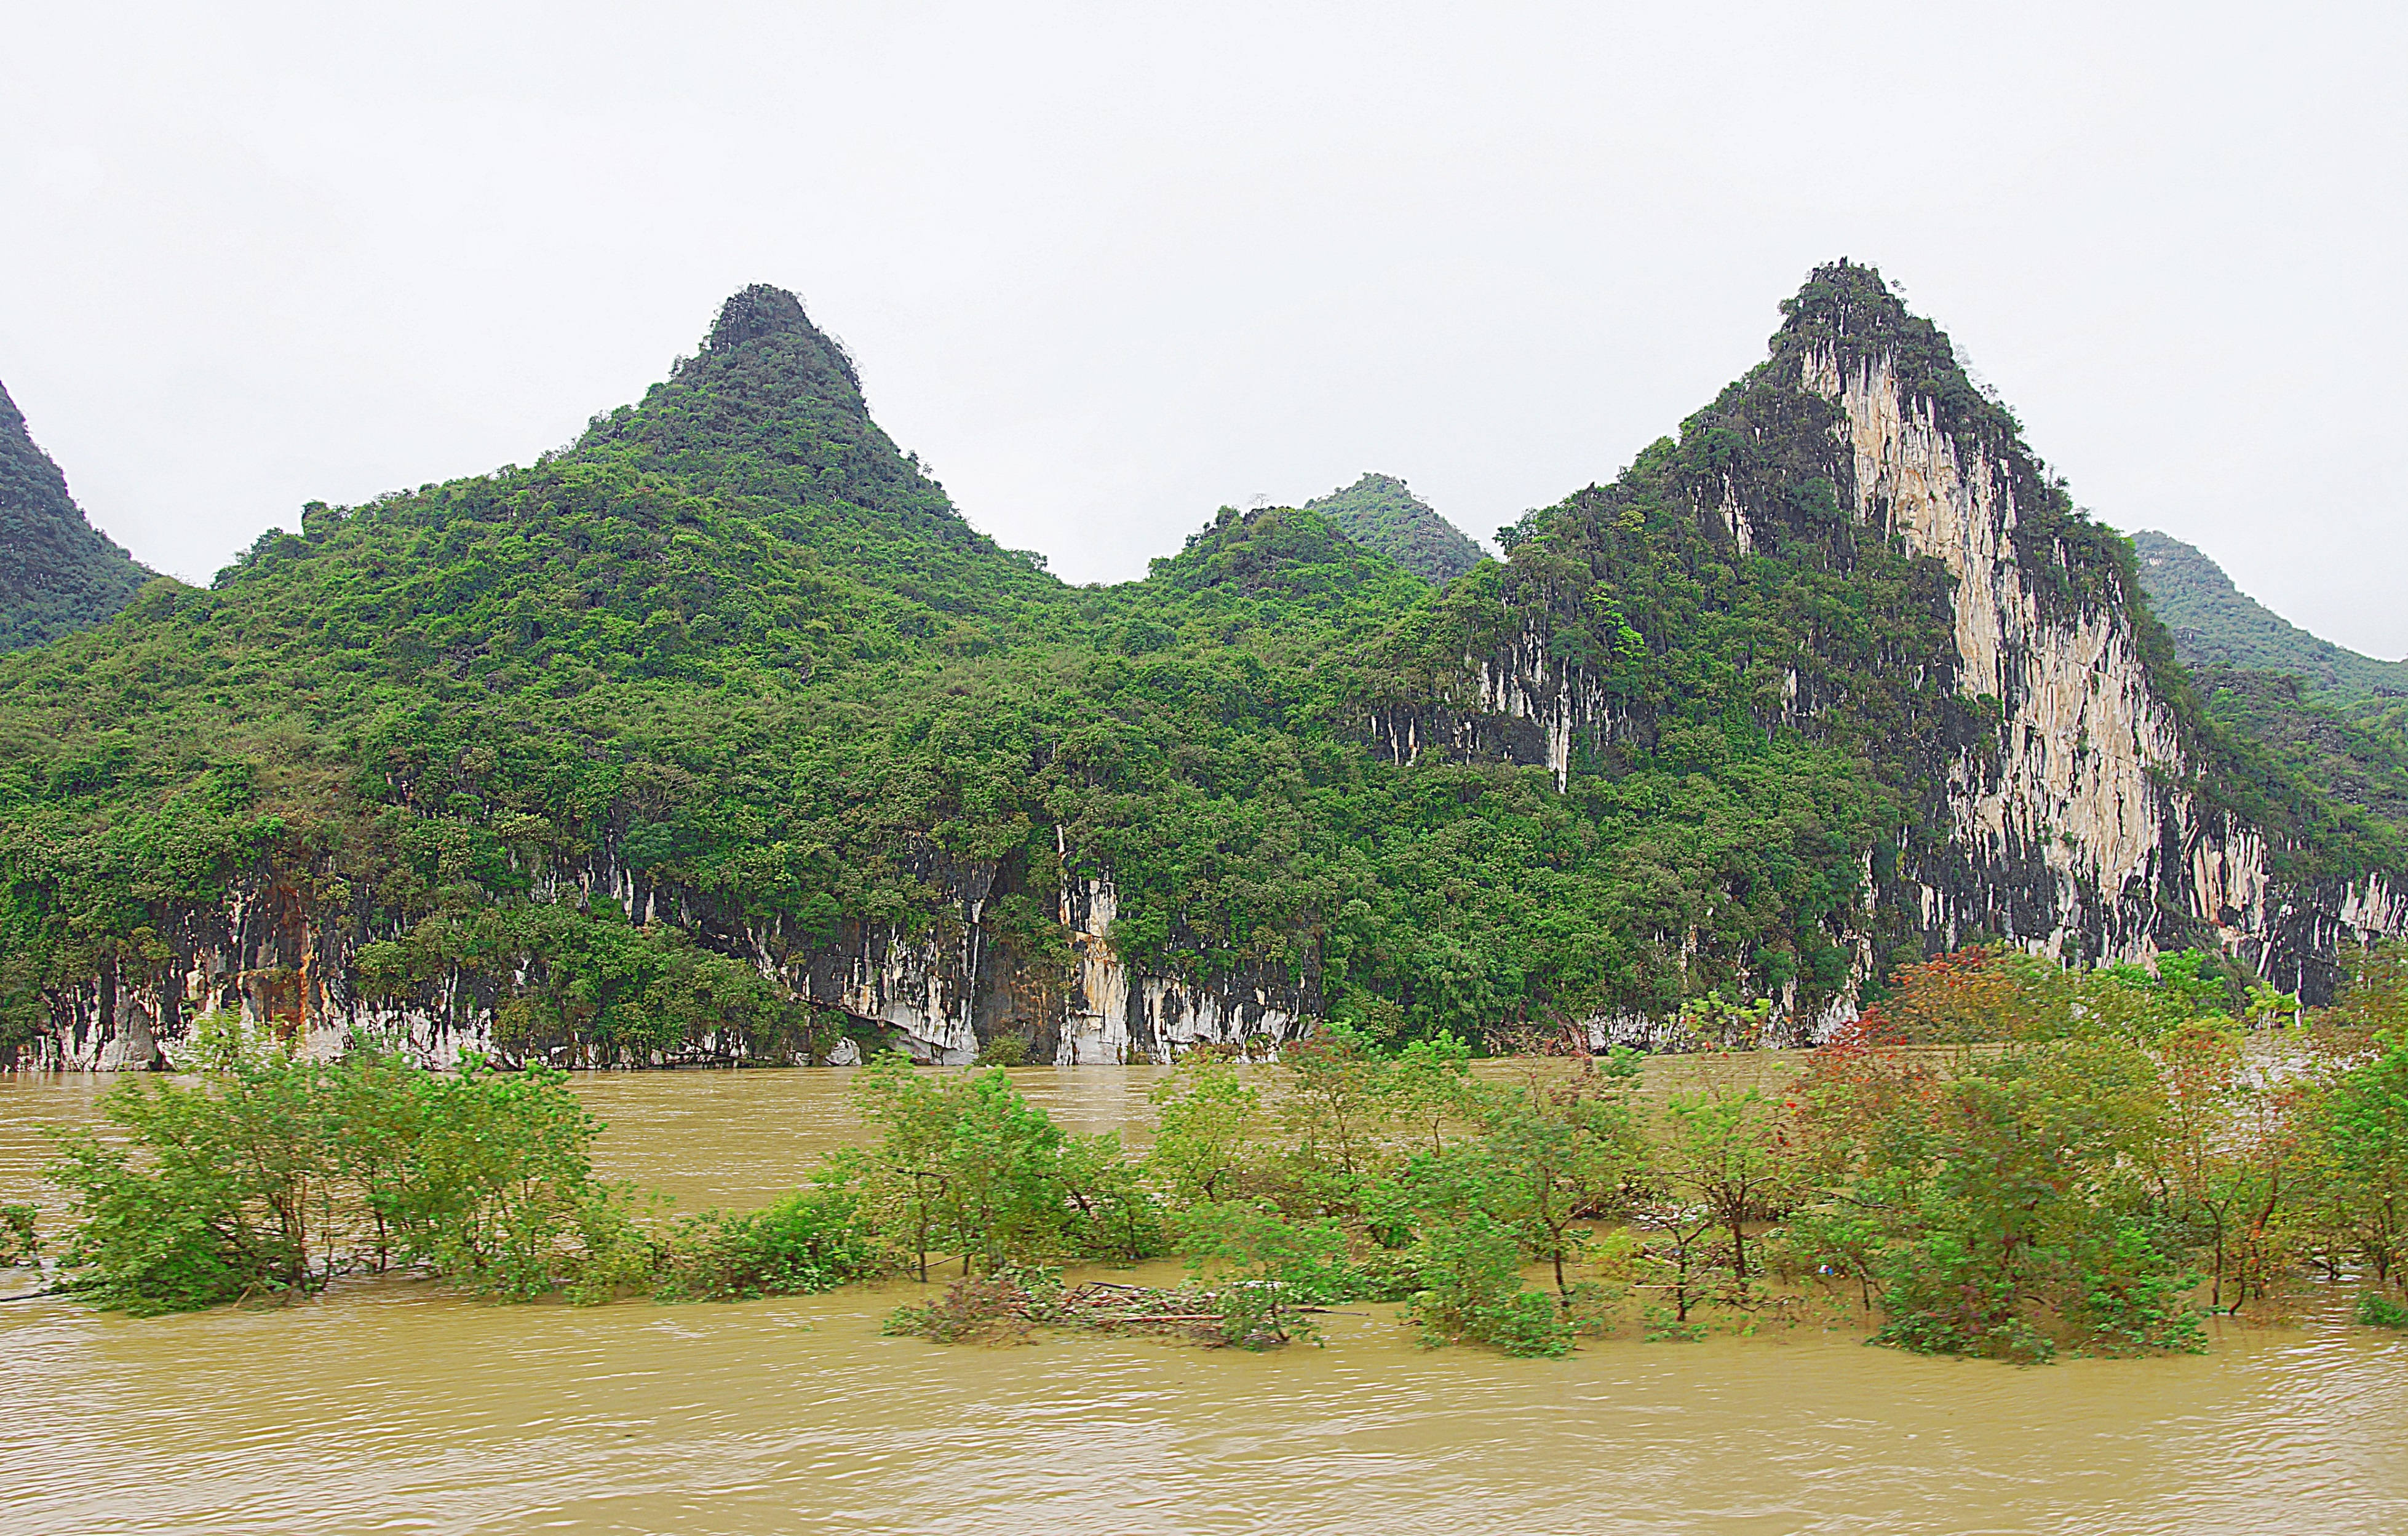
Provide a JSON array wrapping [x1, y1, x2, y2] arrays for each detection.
[[2131, 529, 2408, 702], [0, 378, 151, 650], [2130, 530, 2408, 841], [1303, 472, 1484, 584], [2187, 667, 2408, 833]]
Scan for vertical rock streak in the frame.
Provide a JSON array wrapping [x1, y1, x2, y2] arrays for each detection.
[[1800, 346, 2403, 988]]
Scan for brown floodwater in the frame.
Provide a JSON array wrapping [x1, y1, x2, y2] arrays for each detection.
[[2, 1064, 2404, 1535]]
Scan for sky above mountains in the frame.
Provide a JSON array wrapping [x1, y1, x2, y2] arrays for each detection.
[[2, 1, 2402, 658]]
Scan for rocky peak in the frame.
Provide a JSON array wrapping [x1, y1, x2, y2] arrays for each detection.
[[705, 283, 851, 373]]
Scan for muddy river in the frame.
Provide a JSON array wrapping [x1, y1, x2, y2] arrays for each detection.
[[2, 1066, 2402, 1535]]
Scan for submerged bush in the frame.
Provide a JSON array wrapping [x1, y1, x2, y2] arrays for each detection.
[[47, 940, 2408, 1365], [2356, 1291, 2408, 1329], [653, 1186, 889, 1301], [46, 1047, 634, 1313], [883, 1271, 1046, 1345], [1403, 1210, 1574, 1358], [0, 1203, 36, 1266]]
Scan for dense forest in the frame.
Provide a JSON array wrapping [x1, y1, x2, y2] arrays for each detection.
[[0, 379, 152, 651], [1300, 472, 1485, 584], [0, 269, 2399, 1067]]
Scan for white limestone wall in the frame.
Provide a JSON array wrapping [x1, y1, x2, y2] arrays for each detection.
[[1803, 346, 2192, 963], [1055, 874, 1298, 1064]]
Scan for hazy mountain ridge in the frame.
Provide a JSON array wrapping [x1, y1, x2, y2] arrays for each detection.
[[2131, 529, 2408, 701], [0, 379, 153, 651], [2, 264, 2399, 1072], [2130, 529, 2408, 842]]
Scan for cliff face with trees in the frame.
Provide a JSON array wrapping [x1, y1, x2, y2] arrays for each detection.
[[2, 266, 2401, 1070], [0, 379, 152, 651]]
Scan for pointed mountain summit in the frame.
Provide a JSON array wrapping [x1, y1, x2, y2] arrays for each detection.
[[704, 283, 829, 357], [0, 262, 2400, 1075], [1303, 473, 1484, 584], [0, 378, 151, 650], [572, 285, 1036, 607]]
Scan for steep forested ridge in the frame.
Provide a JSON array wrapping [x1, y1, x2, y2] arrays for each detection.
[[0, 379, 152, 650], [2131, 530, 2408, 841], [2, 267, 2399, 1069], [1301, 473, 1485, 584]]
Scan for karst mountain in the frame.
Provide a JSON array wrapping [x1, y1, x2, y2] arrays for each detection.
[[2, 263, 2400, 1069]]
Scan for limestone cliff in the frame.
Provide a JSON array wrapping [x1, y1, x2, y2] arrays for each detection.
[[1415, 261, 2405, 1022], [9, 265, 2401, 1074], [26, 845, 1311, 1071]]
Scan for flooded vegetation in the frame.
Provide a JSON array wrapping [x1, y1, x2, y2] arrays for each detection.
[[6, 946, 2408, 1532], [3, 1064, 2406, 1534]]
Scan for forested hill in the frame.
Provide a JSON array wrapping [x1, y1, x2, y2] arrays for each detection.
[[1302, 472, 1484, 583], [2, 266, 2401, 1072], [2131, 530, 2408, 702], [2130, 529, 2408, 842], [0, 378, 151, 650]]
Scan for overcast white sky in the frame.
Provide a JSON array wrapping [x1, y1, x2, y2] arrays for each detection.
[[2, 2, 2401, 657]]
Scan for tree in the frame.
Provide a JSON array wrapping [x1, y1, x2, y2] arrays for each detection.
[[1658, 1085, 1794, 1281], [1474, 1053, 1643, 1304], [2313, 1029, 2408, 1296], [849, 1055, 1087, 1278], [1177, 1201, 1352, 1348], [1861, 1040, 2198, 1361], [1145, 1058, 1269, 1206]]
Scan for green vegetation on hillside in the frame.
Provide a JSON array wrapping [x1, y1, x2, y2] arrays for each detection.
[[0, 379, 152, 651], [2132, 531, 2408, 841], [1302, 472, 1485, 584], [2132, 531, 2408, 702], [0, 269, 2396, 1064]]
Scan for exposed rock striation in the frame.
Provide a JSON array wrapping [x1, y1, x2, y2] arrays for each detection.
[[7, 264, 2401, 1072], [1405, 262, 2406, 1021], [27, 847, 1313, 1071]]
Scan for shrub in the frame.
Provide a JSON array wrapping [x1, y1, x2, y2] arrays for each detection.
[[884, 1270, 1047, 1345], [654, 1186, 888, 1301], [46, 1049, 635, 1313], [0, 1203, 36, 1266], [1404, 1211, 1575, 1358], [2356, 1291, 2408, 1329]]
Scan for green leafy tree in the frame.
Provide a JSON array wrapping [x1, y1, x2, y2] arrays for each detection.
[[1657, 1084, 1795, 1282], [1145, 1059, 1269, 1205], [1177, 1201, 1353, 1348], [1474, 1054, 1643, 1304]]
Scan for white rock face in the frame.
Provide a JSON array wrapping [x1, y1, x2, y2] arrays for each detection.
[[831, 911, 983, 1065], [1800, 346, 2405, 976], [1055, 874, 1300, 1063], [1805, 346, 2179, 957], [1367, 630, 1612, 791]]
